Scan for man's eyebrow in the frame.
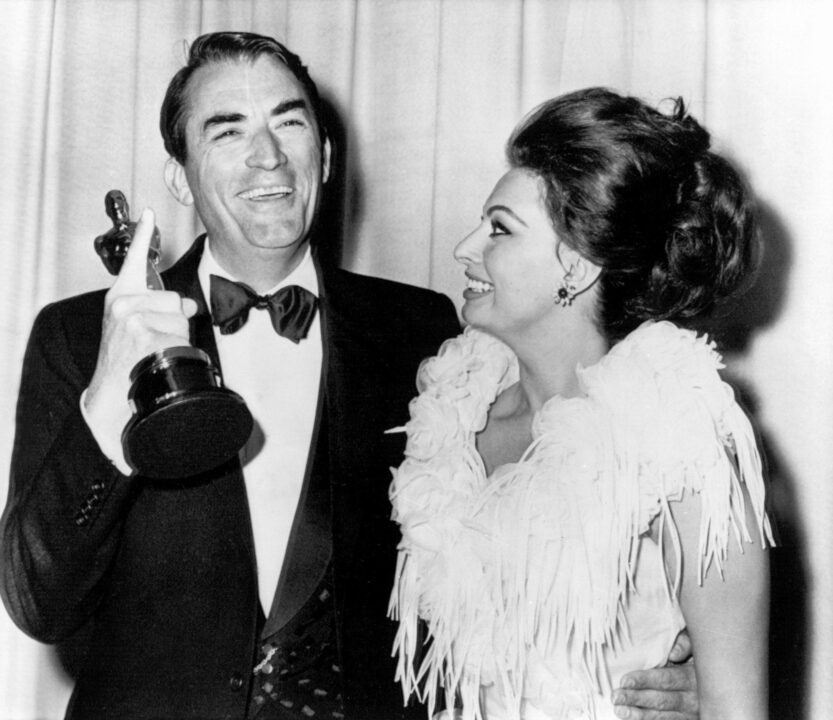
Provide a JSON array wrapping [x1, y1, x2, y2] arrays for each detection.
[[201, 99, 310, 136], [202, 113, 245, 135], [485, 204, 529, 227], [270, 98, 309, 117]]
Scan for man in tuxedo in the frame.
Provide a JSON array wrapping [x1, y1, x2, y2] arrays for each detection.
[[1, 32, 698, 720]]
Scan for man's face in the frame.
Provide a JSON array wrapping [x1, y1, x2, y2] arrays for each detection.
[[176, 56, 330, 266]]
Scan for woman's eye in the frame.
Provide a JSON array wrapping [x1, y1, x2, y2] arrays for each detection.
[[489, 222, 509, 237]]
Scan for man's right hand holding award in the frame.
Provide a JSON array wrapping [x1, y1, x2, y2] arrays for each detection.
[[84, 206, 251, 478], [84, 207, 195, 475]]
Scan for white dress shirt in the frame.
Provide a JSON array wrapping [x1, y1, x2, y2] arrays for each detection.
[[198, 242, 323, 615]]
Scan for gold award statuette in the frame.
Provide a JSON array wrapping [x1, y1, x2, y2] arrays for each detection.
[[95, 190, 253, 479]]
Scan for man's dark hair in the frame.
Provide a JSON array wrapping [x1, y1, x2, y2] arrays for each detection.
[[160, 31, 327, 164]]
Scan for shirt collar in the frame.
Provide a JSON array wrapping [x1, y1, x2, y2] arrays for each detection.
[[198, 239, 319, 303]]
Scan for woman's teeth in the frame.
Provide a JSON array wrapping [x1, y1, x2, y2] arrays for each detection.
[[467, 277, 494, 294]]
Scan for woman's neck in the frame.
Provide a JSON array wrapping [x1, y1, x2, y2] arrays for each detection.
[[477, 319, 607, 474], [510, 320, 609, 414]]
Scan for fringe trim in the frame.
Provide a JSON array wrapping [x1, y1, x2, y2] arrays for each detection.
[[388, 321, 772, 719]]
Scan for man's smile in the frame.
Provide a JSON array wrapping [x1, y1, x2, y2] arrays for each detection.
[[238, 185, 294, 201]]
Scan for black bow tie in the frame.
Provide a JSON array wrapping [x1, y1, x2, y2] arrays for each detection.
[[210, 274, 318, 342]]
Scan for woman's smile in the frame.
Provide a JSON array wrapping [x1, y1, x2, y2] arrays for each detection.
[[463, 275, 495, 299]]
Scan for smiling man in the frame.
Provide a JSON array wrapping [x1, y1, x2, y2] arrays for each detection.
[[1, 32, 460, 719], [163, 54, 330, 287]]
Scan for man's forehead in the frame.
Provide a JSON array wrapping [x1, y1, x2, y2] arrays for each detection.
[[185, 56, 308, 116]]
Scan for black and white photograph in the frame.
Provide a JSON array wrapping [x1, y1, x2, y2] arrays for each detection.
[[0, 1, 830, 718]]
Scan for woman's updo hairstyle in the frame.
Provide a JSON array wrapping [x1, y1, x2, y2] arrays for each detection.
[[507, 87, 758, 341]]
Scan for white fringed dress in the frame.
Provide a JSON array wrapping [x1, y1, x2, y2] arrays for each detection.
[[388, 321, 772, 720]]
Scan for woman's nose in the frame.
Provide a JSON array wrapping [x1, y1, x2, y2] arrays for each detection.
[[246, 130, 286, 169], [454, 225, 484, 265]]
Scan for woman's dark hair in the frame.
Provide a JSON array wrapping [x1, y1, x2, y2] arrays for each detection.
[[507, 87, 758, 341], [160, 32, 327, 164]]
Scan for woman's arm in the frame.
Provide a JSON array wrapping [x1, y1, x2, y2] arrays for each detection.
[[665, 487, 770, 720]]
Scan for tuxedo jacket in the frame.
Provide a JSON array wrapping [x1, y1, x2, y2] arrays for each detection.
[[0, 236, 460, 719]]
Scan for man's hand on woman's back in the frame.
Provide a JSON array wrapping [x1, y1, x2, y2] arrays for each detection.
[[612, 631, 698, 720]]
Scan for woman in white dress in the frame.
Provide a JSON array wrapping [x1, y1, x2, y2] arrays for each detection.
[[389, 88, 772, 720]]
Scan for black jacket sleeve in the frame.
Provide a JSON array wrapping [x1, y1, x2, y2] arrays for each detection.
[[1, 297, 142, 642]]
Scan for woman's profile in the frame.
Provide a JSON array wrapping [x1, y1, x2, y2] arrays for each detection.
[[389, 87, 773, 720]]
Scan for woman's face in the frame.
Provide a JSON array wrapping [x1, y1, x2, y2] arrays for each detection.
[[454, 168, 563, 341]]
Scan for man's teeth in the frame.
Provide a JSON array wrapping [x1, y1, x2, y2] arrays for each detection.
[[467, 277, 494, 293], [240, 186, 293, 200]]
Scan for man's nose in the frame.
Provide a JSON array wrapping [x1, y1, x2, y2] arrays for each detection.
[[246, 129, 287, 170]]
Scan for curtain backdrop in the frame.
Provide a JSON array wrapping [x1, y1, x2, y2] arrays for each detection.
[[1, 0, 830, 717]]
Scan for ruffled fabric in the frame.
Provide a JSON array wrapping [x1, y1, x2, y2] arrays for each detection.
[[388, 321, 773, 720]]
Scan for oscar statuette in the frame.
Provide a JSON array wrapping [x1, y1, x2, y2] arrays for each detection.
[[95, 190, 253, 479]]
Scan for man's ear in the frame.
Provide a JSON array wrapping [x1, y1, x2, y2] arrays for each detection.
[[164, 158, 194, 206], [321, 137, 332, 184], [556, 242, 602, 295]]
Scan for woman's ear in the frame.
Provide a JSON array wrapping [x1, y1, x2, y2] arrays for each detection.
[[163, 158, 194, 206], [556, 242, 602, 296]]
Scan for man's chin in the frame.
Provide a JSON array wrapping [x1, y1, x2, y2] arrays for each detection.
[[209, 229, 311, 272], [242, 226, 311, 252]]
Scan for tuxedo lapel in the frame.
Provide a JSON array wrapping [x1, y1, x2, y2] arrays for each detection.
[[315, 264, 400, 576], [161, 235, 220, 368], [158, 234, 257, 595]]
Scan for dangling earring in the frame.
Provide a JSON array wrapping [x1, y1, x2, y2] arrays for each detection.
[[553, 272, 577, 307]]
